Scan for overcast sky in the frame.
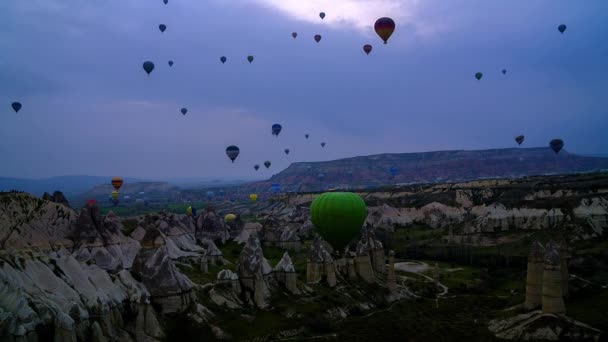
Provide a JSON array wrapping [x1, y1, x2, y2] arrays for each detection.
[[1, 0, 607, 179]]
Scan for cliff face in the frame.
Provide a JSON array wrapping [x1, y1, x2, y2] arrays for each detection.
[[238, 148, 608, 193], [0, 193, 202, 341]]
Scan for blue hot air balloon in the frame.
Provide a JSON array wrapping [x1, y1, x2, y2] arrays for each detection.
[[271, 183, 281, 193], [389, 166, 398, 177]]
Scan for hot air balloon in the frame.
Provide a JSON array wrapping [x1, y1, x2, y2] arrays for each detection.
[[264, 161, 271, 169], [186, 206, 192, 216], [220, 56, 227, 64], [247, 56, 254, 63], [111, 177, 123, 191], [502, 69, 507, 75], [249, 194, 258, 202], [272, 124, 282, 137], [319, 12, 325, 20], [86, 199, 97, 206], [143, 61, 155, 75], [111, 190, 119, 200], [206, 191, 215, 199], [159, 24, 166, 33], [254, 164, 260, 171], [558, 24, 567, 34], [515, 135, 525, 145], [310, 192, 367, 252], [271, 183, 281, 193], [168, 60, 174, 67], [550, 139, 564, 154], [225, 145, 240, 163], [11, 102, 21, 113], [389, 166, 398, 177], [163, 0, 168, 4], [318, 173, 325, 181], [292, 32, 297, 39], [314, 35, 322, 43], [321, 142, 326, 148], [305, 134, 309, 139], [374, 17, 395, 44], [284, 148, 290, 155], [181, 108, 187, 115], [224, 214, 236, 222], [363, 44, 372, 55], [475, 72, 483, 80]]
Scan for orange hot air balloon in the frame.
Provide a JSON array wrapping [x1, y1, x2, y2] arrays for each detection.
[[111, 177, 124, 191]]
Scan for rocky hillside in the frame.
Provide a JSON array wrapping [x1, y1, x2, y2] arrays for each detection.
[[240, 148, 608, 193]]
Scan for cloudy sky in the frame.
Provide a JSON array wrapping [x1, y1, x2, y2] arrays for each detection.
[[1, 0, 607, 179]]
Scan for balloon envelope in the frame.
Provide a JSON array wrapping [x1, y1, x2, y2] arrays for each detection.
[[272, 124, 282, 136], [247, 56, 254, 63], [143, 61, 155, 75], [264, 161, 271, 169], [224, 214, 236, 222], [220, 56, 227, 64], [319, 12, 325, 19], [515, 135, 525, 145], [374, 17, 395, 44], [186, 206, 192, 216], [363, 44, 372, 54], [254, 164, 260, 171], [111, 191, 119, 200], [502, 69, 507, 74], [11, 102, 21, 113], [558, 24, 567, 33], [284, 148, 290, 155], [475, 72, 483, 80], [310, 192, 367, 251], [249, 194, 258, 202], [111, 177, 123, 191], [226, 145, 240, 163], [305, 134, 309, 139], [271, 183, 281, 193], [181, 108, 187, 115], [314, 34, 322, 43], [159, 24, 166, 32], [321, 142, 326, 147], [163, 0, 168, 4], [550, 139, 564, 154], [168, 60, 174, 67], [292, 32, 297, 39]]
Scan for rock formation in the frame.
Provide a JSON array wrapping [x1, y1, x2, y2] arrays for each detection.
[[235, 235, 272, 308], [542, 241, 565, 314], [196, 206, 229, 243], [524, 241, 545, 310], [42, 190, 70, 207], [274, 252, 300, 294], [130, 225, 195, 314], [306, 236, 337, 286]]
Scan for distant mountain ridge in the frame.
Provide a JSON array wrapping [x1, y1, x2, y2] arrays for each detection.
[[240, 147, 608, 193], [0, 175, 147, 197]]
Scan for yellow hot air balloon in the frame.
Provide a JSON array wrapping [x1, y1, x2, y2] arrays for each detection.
[[224, 214, 236, 222], [111, 190, 119, 199], [249, 194, 258, 202], [186, 206, 192, 216]]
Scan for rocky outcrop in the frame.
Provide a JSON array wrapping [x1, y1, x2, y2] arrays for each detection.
[[306, 237, 336, 286], [42, 191, 70, 208], [196, 206, 229, 243], [71, 204, 140, 271], [235, 235, 272, 308], [488, 311, 601, 341], [274, 252, 299, 294], [131, 226, 194, 314]]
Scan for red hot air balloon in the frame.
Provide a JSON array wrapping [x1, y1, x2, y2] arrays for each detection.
[[374, 17, 395, 44], [363, 44, 372, 55]]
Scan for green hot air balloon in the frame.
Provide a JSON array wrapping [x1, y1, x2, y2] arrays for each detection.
[[475, 72, 483, 80], [310, 192, 367, 253]]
